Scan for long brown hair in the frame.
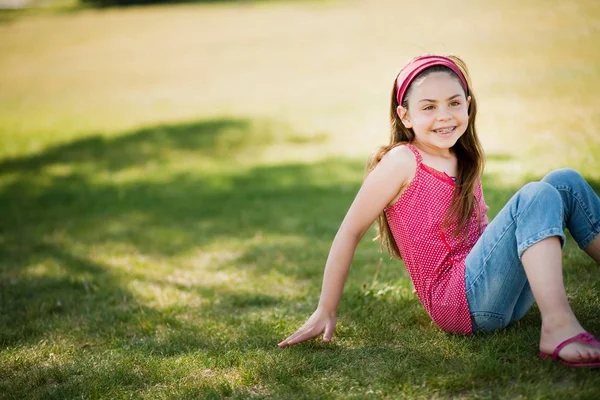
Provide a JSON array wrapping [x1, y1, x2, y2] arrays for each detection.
[[366, 55, 485, 259]]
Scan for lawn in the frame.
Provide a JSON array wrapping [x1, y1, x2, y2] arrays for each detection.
[[1, 0, 600, 398]]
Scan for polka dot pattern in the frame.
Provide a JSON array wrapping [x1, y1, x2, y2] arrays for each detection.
[[384, 144, 489, 335]]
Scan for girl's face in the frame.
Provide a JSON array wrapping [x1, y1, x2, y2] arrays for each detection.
[[398, 71, 471, 153]]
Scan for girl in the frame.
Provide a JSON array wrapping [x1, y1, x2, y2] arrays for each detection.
[[278, 54, 600, 368]]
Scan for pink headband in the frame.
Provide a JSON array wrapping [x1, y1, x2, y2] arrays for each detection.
[[395, 55, 469, 105]]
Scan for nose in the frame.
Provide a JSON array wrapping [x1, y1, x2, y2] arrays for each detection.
[[436, 108, 452, 121]]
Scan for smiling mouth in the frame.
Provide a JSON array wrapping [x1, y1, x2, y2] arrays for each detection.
[[433, 126, 456, 134]]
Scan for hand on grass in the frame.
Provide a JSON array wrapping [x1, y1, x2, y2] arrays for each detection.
[[278, 307, 336, 347]]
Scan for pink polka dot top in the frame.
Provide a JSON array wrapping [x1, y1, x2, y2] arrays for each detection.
[[384, 143, 489, 335]]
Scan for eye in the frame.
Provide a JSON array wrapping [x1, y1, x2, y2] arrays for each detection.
[[450, 101, 461, 106], [423, 105, 435, 111]]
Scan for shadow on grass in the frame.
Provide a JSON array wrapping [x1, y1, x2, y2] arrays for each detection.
[[0, 118, 264, 174], [1, 116, 600, 397], [0, 115, 371, 386], [0, 116, 355, 345]]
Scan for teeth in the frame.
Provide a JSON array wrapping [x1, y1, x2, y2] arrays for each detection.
[[434, 127, 454, 134]]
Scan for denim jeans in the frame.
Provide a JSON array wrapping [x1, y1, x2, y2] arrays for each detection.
[[464, 168, 600, 333]]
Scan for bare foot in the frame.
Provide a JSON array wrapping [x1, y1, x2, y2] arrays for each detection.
[[540, 323, 600, 363]]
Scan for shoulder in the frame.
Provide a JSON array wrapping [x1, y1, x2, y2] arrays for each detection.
[[384, 144, 416, 163], [365, 144, 418, 195], [378, 144, 418, 177]]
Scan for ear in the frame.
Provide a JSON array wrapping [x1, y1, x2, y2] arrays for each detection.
[[397, 106, 413, 129], [466, 95, 472, 113]]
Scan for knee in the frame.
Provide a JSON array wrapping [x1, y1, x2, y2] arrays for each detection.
[[541, 168, 585, 189], [519, 181, 560, 202], [514, 182, 562, 214]]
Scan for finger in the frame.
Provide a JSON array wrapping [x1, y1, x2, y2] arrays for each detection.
[[286, 328, 320, 346], [278, 335, 297, 347], [278, 326, 311, 347], [280, 328, 308, 345], [322, 320, 336, 342]]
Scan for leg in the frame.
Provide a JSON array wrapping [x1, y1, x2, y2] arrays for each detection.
[[541, 168, 600, 264], [526, 170, 600, 362], [465, 181, 600, 363], [465, 182, 565, 333], [521, 237, 600, 363]]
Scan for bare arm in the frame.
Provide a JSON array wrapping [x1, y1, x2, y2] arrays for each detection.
[[278, 146, 415, 347]]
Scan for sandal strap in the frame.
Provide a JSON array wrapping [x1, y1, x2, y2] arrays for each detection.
[[553, 332, 600, 358]]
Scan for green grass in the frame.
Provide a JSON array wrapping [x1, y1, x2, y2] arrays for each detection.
[[1, 0, 600, 399]]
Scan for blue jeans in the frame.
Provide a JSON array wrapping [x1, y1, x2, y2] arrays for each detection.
[[464, 168, 600, 333]]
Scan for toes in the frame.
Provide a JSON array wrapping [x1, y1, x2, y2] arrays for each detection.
[[579, 345, 600, 362], [560, 343, 598, 363], [580, 348, 591, 361]]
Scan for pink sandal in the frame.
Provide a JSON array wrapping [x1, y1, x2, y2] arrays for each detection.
[[539, 332, 600, 368]]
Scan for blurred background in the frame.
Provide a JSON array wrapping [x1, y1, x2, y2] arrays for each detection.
[[2, 0, 599, 173]]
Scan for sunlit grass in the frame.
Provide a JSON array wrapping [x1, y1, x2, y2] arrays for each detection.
[[1, 0, 600, 398]]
